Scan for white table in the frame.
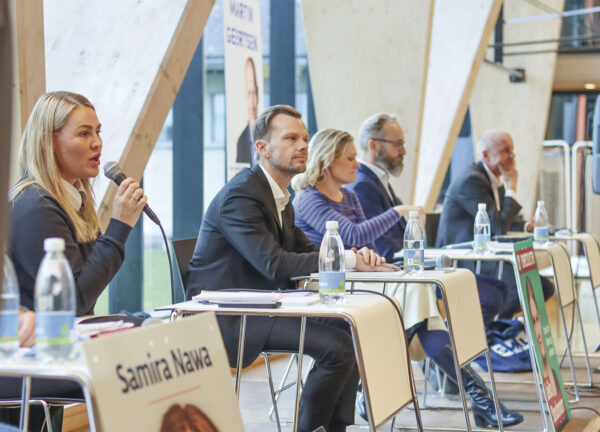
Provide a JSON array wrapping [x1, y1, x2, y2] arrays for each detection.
[[0, 354, 98, 432], [157, 291, 423, 432], [300, 269, 502, 432]]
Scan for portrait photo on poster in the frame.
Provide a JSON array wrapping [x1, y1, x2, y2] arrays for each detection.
[[224, 0, 264, 180], [160, 403, 219, 432], [524, 275, 569, 431]]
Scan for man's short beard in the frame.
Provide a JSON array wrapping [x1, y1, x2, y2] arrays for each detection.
[[376, 149, 403, 176], [271, 159, 306, 175]]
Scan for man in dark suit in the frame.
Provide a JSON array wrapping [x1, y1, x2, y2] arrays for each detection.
[[346, 113, 418, 262], [188, 105, 387, 432], [348, 114, 507, 325], [436, 130, 554, 317]]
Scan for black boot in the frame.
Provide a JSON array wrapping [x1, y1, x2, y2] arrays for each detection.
[[431, 345, 524, 428], [421, 360, 459, 395], [355, 388, 367, 421]]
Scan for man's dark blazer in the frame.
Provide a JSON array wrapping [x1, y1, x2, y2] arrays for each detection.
[[187, 164, 317, 366], [436, 161, 523, 248], [347, 163, 406, 262], [236, 124, 252, 164]]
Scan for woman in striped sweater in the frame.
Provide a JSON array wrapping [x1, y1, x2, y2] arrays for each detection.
[[292, 130, 423, 251], [291, 129, 523, 429]]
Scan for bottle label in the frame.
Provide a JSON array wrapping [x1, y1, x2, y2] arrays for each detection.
[[534, 226, 549, 241], [0, 311, 18, 342], [474, 234, 490, 249], [36, 312, 74, 346], [404, 249, 424, 266], [319, 272, 346, 294]]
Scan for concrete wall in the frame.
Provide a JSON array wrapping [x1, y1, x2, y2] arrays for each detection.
[[43, 0, 214, 228], [415, 0, 502, 211], [470, 0, 565, 219], [302, 0, 434, 203]]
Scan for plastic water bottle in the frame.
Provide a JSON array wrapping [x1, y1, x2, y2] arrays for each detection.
[[534, 200, 550, 247], [35, 238, 76, 361], [474, 203, 491, 255], [0, 255, 19, 357], [404, 211, 425, 274], [319, 221, 346, 304]]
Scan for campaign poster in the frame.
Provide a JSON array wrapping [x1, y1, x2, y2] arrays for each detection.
[[224, 0, 264, 180], [82, 313, 243, 431], [514, 239, 570, 431]]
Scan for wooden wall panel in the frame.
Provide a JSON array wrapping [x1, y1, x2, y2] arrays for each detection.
[[301, 0, 434, 203], [470, 0, 565, 218], [414, 0, 502, 211], [43, 0, 214, 228], [554, 53, 600, 91]]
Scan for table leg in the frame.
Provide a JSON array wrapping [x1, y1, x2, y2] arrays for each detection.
[[235, 315, 247, 398], [19, 376, 31, 431], [293, 316, 307, 432], [438, 289, 472, 430]]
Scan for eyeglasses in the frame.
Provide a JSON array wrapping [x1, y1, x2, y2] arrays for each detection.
[[371, 138, 405, 149]]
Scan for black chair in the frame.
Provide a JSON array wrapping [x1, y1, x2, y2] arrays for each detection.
[[425, 213, 441, 247], [170, 237, 311, 430], [171, 237, 198, 301]]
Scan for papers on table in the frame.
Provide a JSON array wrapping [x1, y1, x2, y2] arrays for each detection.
[[394, 248, 473, 260], [192, 290, 320, 307], [75, 320, 135, 338]]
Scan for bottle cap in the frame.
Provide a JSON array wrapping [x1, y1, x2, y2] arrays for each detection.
[[537, 200, 545, 206], [478, 203, 486, 211], [44, 237, 65, 252], [409, 210, 419, 218], [325, 221, 339, 230]]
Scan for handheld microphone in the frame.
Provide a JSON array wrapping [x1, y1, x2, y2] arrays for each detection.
[[103, 161, 161, 225], [104, 161, 181, 303], [435, 254, 453, 269]]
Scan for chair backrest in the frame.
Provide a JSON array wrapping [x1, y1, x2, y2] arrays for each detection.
[[172, 237, 198, 295], [578, 233, 600, 289], [544, 242, 576, 306], [425, 213, 440, 247]]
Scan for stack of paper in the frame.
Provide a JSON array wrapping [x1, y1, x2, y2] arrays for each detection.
[[75, 320, 135, 338], [193, 291, 281, 303], [192, 290, 320, 306]]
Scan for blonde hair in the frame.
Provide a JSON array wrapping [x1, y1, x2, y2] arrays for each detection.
[[292, 129, 353, 191], [10, 91, 99, 243]]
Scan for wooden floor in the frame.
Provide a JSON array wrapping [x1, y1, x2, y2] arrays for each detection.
[[65, 278, 600, 431]]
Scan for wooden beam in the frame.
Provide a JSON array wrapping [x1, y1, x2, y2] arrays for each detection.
[[414, 0, 502, 211], [8, 0, 45, 184], [470, 0, 566, 219], [301, 0, 434, 203], [0, 0, 13, 275], [43, 0, 214, 229]]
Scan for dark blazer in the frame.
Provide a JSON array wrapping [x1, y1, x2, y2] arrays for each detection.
[[347, 163, 406, 262], [10, 185, 131, 316], [436, 161, 523, 247], [236, 124, 252, 164], [187, 164, 318, 366]]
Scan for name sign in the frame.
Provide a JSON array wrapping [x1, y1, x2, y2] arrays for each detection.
[[82, 313, 243, 431]]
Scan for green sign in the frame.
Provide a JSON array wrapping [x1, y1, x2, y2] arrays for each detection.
[[514, 239, 570, 431]]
